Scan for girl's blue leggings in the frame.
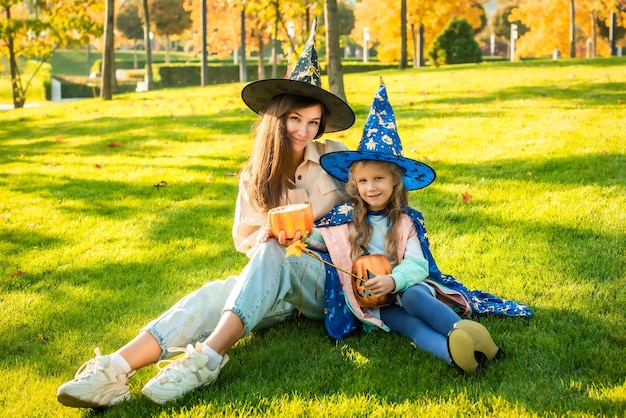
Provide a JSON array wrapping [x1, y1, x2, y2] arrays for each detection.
[[380, 284, 461, 362]]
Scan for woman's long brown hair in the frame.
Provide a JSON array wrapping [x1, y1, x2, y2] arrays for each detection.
[[243, 94, 327, 213], [346, 160, 408, 265]]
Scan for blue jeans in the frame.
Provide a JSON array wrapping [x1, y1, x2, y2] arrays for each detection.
[[380, 284, 461, 362], [144, 240, 325, 359]]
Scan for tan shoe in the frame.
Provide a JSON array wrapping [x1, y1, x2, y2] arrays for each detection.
[[454, 319, 500, 360], [142, 342, 229, 405], [57, 348, 133, 408], [447, 328, 479, 374]]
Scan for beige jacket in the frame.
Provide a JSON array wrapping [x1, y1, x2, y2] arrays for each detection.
[[232, 139, 348, 255]]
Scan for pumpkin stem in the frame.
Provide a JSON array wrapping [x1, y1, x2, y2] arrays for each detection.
[[359, 244, 370, 256]]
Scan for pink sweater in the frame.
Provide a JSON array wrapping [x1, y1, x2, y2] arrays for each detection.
[[317, 214, 417, 331]]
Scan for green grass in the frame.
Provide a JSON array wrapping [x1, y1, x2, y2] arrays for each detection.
[[1, 58, 625, 417]]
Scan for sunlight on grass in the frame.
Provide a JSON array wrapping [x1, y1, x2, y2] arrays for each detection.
[[340, 346, 371, 368], [1, 58, 625, 417]]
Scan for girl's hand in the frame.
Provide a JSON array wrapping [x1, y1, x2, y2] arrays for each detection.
[[364, 274, 396, 297]]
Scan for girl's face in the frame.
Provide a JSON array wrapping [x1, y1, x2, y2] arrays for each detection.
[[285, 104, 322, 155], [352, 160, 398, 211]]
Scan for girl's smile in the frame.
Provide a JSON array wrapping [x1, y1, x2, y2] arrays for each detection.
[[352, 160, 398, 211]]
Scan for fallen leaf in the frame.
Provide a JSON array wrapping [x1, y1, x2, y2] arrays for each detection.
[[37, 333, 48, 344], [10, 270, 28, 278], [108, 141, 123, 148], [95, 163, 103, 169], [154, 181, 168, 188], [461, 191, 472, 204]]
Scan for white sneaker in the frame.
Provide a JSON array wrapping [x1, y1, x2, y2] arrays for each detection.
[[142, 342, 229, 405], [57, 348, 133, 408]]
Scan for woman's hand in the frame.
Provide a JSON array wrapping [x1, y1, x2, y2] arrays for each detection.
[[276, 229, 311, 247], [255, 226, 272, 245], [364, 274, 395, 297]]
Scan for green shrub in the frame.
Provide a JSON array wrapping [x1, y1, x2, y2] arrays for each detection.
[[157, 63, 290, 87], [124, 69, 146, 80], [156, 62, 398, 88], [45, 76, 138, 99], [428, 17, 483, 66]]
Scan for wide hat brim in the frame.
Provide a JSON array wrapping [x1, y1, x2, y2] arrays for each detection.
[[319, 150, 436, 191], [241, 79, 355, 133]]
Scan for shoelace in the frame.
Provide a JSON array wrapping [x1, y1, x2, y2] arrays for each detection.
[[73, 348, 103, 379], [155, 345, 197, 376]]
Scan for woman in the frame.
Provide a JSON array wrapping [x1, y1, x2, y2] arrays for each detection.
[[57, 19, 355, 409]]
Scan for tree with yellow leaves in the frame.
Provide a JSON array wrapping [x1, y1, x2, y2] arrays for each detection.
[[352, 0, 486, 63], [509, 0, 623, 58]]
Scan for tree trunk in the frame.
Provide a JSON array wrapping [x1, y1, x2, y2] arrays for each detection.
[[410, 23, 417, 67], [569, 0, 576, 58], [101, 0, 115, 100], [165, 34, 171, 64], [324, 0, 347, 102], [590, 11, 597, 58], [257, 36, 265, 80], [143, 0, 154, 88], [133, 39, 138, 69], [5, 4, 25, 109], [271, 0, 279, 78], [400, 0, 407, 69]]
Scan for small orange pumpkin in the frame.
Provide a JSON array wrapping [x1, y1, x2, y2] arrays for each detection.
[[267, 203, 313, 240], [351, 250, 395, 308]]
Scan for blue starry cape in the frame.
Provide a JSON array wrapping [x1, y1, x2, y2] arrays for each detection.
[[315, 203, 533, 341]]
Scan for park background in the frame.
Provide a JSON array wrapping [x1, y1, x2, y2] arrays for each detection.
[[1, 0, 626, 108]]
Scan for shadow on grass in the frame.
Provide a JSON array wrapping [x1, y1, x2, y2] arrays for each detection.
[[73, 306, 625, 417], [428, 152, 625, 186], [1, 167, 240, 217], [31, 182, 624, 417], [0, 109, 255, 160], [1, 70, 624, 164], [392, 82, 626, 111]]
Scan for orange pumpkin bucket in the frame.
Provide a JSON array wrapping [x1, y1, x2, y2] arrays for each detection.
[[267, 203, 314, 240], [351, 252, 395, 308]]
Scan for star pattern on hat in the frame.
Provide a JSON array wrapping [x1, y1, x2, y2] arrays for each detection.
[[240, 16, 355, 133], [318, 77, 436, 191]]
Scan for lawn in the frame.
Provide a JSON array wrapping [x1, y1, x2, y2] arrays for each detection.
[[0, 58, 625, 417]]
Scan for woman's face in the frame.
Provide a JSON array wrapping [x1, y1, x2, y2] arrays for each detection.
[[352, 160, 398, 212], [285, 104, 322, 155]]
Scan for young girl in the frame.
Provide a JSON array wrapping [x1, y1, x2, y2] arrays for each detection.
[[57, 19, 356, 408], [313, 80, 504, 373]]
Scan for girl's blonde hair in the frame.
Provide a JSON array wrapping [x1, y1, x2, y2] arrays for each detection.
[[346, 160, 408, 265], [244, 94, 327, 212]]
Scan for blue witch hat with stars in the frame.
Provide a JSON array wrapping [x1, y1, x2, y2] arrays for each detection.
[[320, 78, 436, 190], [241, 17, 355, 133]]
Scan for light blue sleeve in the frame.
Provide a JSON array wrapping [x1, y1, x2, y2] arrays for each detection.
[[304, 229, 328, 252], [390, 238, 429, 293]]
